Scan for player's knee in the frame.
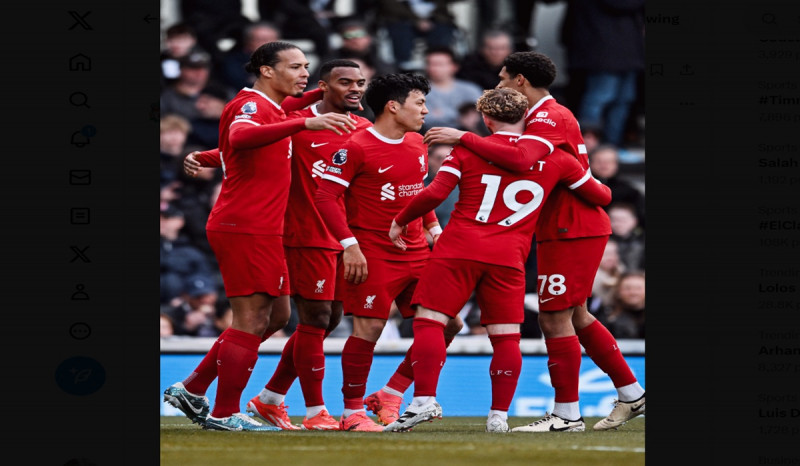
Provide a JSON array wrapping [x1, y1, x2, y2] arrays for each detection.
[[538, 310, 573, 337], [444, 317, 464, 337], [298, 300, 333, 329]]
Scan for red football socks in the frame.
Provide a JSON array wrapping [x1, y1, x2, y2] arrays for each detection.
[[545, 335, 582, 403], [386, 332, 455, 394], [211, 328, 261, 418], [264, 331, 298, 395], [183, 330, 226, 395], [410, 318, 447, 397], [341, 336, 376, 410], [294, 324, 327, 407], [488, 333, 522, 411], [577, 320, 637, 387]]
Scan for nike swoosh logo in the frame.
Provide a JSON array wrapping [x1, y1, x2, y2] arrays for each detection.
[[539, 297, 555, 303], [311, 367, 325, 372], [547, 363, 558, 368], [311, 142, 329, 148], [378, 165, 393, 173], [549, 424, 571, 432], [247, 367, 254, 372], [179, 393, 204, 414], [631, 403, 645, 412], [348, 383, 364, 387]]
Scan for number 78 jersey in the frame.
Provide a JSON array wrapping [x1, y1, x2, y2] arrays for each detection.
[[431, 131, 607, 271]]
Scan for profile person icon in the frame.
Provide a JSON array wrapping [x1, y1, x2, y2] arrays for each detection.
[[71, 284, 89, 300]]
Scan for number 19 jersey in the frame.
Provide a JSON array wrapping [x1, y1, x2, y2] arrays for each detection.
[[432, 132, 598, 271]]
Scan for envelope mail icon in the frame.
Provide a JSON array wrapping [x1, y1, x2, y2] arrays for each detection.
[[70, 169, 91, 185]]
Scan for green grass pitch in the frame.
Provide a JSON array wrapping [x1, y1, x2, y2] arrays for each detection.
[[161, 416, 644, 465]]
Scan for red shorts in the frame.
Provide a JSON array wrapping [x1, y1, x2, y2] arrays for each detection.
[[412, 258, 525, 325], [207, 231, 289, 298], [339, 257, 427, 319], [536, 235, 608, 311], [285, 246, 341, 301]]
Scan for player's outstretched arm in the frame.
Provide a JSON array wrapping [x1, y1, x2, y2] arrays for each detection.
[[281, 88, 323, 113], [304, 113, 358, 135], [424, 127, 552, 173], [184, 149, 222, 177], [570, 173, 612, 206], [556, 157, 613, 206], [390, 173, 457, 249]]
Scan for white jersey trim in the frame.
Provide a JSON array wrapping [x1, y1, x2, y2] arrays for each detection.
[[367, 127, 405, 144], [340, 237, 358, 248], [230, 119, 260, 128], [242, 87, 282, 110], [578, 144, 587, 154], [428, 225, 443, 236], [321, 174, 350, 187], [438, 166, 462, 179], [494, 131, 522, 137], [568, 171, 592, 190], [518, 135, 554, 154], [525, 95, 555, 118]]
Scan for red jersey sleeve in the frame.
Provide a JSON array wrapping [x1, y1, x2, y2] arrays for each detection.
[[281, 88, 323, 113], [314, 179, 352, 244], [395, 171, 459, 226], [459, 132, 551, 173], [228, 118, 307, 150], [553, 155, 612, 206], [422, 210, 440, 229], [194, 149, 222, 168]]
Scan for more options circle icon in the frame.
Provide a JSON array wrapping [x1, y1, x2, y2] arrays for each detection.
[[69, 322, 91, 340]]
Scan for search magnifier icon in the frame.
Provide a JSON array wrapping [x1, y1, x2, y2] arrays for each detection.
[[762, 13, 777, 25], [70, 92, 91, 108]]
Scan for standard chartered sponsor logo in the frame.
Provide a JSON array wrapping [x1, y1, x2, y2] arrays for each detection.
[[380, 183, 395, 201], [398, 181, 424, 197], [381, 181, 424, 200], [312, 159, 326, 178]]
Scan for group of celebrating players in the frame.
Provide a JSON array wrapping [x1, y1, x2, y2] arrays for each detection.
[[163, 40, 645, 433]]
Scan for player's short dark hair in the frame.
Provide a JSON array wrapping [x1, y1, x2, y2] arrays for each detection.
[[245, 41, 301, 76], [319, 59, 361, 82], [503, 52, 557, 88], [365, 73, 431, 116], [475, 88, 528, 124], [424, 45, 457, 62]]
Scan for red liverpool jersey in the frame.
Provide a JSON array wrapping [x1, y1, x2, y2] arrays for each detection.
[[410, 132, 610, 271], [524, 96, 611, 241], [206, 88, 292, 235], [284, 105, 372, 249], [320, 127, 431, 261]]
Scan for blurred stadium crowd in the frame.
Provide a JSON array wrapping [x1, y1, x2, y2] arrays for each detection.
[[159, 0, 645, 341]]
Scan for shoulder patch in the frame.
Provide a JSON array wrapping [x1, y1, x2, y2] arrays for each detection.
[[241, 101, 257, 114], [332, 149, 348, 165]]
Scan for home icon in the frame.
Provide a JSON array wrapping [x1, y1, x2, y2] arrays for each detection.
[[69, 53, 91, 71]]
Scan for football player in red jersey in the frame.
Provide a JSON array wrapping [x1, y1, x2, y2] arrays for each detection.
[[164, 42, 358, 432], [384, 88, 613, 432], [425, 52, 645, 432], [244, 60, 373, 431], [315, 73, 462, 432]]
